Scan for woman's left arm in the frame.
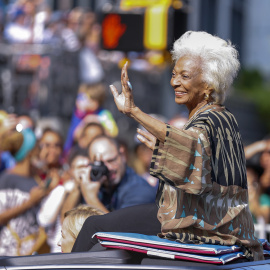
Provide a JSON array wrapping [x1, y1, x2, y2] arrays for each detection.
[[150, 125, 212, 195], [110, 62, 167, 143]]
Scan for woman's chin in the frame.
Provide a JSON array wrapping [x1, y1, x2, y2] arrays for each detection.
[[175, 97, 187, 105]]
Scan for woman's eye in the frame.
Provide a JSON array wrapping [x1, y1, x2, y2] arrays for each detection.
[[182, 74, 189, 79], [171, 72, 175, 77]]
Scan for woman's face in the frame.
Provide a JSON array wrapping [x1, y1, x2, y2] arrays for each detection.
[[58, 217, 75, 253], [170, 56, 208, 110], [39, 132, 62, 167]]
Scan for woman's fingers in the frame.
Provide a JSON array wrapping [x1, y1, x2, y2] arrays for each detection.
[[137, 134, 154, 151], [121, 62, 129, 83], [110, 84, 119, 99], [137, 128, 156, 142], [137, 128, 156, 151], [121, 62, 131, 94]]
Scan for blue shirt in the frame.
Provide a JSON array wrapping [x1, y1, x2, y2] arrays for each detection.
[[100, 166, 157, 211], [0, 151, 16, 173]]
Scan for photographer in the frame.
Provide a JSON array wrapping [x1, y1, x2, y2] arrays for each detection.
[[78, 135, 157, 213]]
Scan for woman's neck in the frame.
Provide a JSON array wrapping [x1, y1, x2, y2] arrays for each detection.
[[188, 100, 209, 119]]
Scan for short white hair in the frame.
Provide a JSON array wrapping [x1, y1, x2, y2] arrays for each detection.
[[171, 31, 240, 104]]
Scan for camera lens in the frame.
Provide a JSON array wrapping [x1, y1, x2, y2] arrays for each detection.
[[90, 161, 109, 181]]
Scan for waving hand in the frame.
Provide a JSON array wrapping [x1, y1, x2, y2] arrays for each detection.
[[110, 62, 136, 116]]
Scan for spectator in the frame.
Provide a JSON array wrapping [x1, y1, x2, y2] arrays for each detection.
[[63, 83, 118, 158], [60, 147, 91, 221], [0, 110, 17, 173], [76, 122, 105, 150], [58, 204, 104, 253], [37, 127, 71, 253], [246, 160, 270, 224], [67, 147, 90, 187], [259, 138, 270, 194], [59, 128, 109, 227], [16, 114, 35, 131], [4, 0, 49, 43], [0, 128, 56, 256], [39, 127, 64, 171], [78, 11, 100, 53], [245, 136, 270, 195], [60, 7, 83, 52], [79, 135, 157, 213]]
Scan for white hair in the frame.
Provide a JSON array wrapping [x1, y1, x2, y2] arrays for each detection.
[[171, 31, 240, 104]]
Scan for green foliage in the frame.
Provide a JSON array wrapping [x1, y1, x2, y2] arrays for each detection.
[[234, 69, 270, 131]]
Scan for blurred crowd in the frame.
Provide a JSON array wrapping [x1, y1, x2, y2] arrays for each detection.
[[0, 0, 269, 257], [0, 99, 189, 255], [2, 0, 100, 51]]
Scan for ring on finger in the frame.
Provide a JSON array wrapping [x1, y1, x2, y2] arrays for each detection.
[[127, 81, 133, 90]]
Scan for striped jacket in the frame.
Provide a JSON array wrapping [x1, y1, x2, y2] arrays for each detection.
[[150, 104, 264, 261]]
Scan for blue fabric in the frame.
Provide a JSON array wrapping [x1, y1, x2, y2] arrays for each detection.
[[99, 240, 244, 264], [0, 151, 16, 173], [94, 232, 241, 254], [14, 129, 36, 162], [94, 232, 270, 264], [100, 167, 157, 211], [94, 232, 248, 264]]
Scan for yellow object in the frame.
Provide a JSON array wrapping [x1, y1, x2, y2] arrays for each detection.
[[144, 4, 170, 50], [172, 0, 183, 9], [120, 0, 171, 10], [0, 110, 8, 126], [147, 51, 165, 65], [118, 57, 130, 69]]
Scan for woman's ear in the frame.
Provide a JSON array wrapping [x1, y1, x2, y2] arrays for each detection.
[[205, 84, 214, 95], [204, 85, 215, 100]]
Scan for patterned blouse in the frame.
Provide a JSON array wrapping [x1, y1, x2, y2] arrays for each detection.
[[150, 104, 264, 261]]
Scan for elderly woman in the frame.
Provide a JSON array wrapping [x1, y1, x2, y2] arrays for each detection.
[[72, 31, 264, 261]]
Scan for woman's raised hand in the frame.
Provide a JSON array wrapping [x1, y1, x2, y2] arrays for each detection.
[[110, 62, 136, 116]]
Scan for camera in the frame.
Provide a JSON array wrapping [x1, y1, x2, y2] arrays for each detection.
[[90, 161, 109, 181]]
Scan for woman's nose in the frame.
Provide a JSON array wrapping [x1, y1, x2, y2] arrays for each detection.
[[171, 76, 181, 87]]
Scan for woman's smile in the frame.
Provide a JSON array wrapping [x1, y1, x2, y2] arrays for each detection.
[[174, 90, 187, 98]]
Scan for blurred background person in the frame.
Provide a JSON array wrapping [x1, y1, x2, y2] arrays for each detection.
[[0, 110, 17, 173], [4, 0, 49, 44], [74, 122, 105, 151], [245, 136, 270, 197], [59, 7, 82, 52], [78, 135, 157, 213], [59, 147, 91, 223], [38, 127, 64, 172], [36, 127, 75, 253], [0, 128, 57, 256], [58, 204, 104, 253], [246, 160, 270, 224], [63, 83, 118, 158]]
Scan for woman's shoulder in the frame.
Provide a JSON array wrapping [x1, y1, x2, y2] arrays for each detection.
[[199, 105, 238, 125], [188, 105, 240, 136]]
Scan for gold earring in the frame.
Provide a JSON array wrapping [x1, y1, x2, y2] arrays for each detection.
[[205, 94, 209, 101]]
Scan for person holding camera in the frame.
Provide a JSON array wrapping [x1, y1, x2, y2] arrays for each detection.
[[77, 135, 157, 213]]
